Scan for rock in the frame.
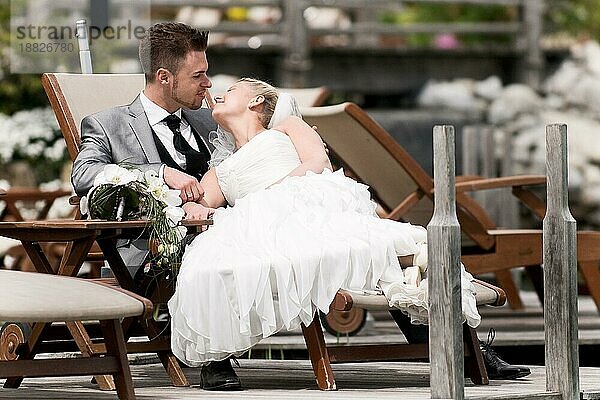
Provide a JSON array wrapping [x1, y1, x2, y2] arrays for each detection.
[[566, 75, 600, 113], [417, 79, 485, 112], [571, 40, 600, 76], [488, 84, 542, 125], [474, 76, 503, 101], [543, 94, 566, 110], [543, 60, 583, 97]]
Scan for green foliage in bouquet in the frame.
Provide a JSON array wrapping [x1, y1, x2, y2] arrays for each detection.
[[83, 164, 186, 276]]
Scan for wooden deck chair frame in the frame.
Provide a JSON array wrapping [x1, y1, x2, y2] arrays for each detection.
[[40, 72, 189, 388], [301, 102, 600, 314], [40, 72, 333, 389], [0, 269, 154, 400]]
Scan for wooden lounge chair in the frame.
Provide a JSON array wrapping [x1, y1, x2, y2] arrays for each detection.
[[40, 72, 188, 388], [40, 72, 331, 388], [0, 269, 153, 400], [301, 102, 600, 314]]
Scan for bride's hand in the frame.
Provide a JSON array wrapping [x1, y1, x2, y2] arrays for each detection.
[[311, 125, 329, 154], [183, 202, 215, 225]]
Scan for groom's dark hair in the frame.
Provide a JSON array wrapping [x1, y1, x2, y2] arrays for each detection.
[[139, 22, 208, 82]]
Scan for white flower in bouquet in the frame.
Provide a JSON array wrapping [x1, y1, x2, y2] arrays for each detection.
[[144, 170, 182, 207], [164, 205, 185, 227], [175, 225, 188, 240], [84, 163, 189, 276], [79, 194, 89, 216], [94, 164, 140, 186]]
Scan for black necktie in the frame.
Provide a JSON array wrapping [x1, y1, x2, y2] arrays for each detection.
[[162, 114, 206, 175]]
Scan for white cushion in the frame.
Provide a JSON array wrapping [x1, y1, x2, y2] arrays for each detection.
[[0, 270, 145, 322]]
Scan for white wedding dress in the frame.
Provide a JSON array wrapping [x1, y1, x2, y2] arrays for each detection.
[[168, 128, 481, 366]]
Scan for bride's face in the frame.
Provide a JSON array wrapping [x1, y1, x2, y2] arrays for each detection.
[[212, 83, 254, 126]]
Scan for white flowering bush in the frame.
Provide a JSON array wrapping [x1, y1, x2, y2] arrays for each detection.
[[82, 164, 187, 275], [0, 107, 67, 183]]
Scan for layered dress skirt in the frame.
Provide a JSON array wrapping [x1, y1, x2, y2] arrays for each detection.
[[168, 129, 480, 366]]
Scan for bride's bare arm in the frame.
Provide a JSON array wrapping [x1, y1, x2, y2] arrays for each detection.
[[276, 116, 332, 176], [182, 168, 226, 219], [199, 168, 226, 208]]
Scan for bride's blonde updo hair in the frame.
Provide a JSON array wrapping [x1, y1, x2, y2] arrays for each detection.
[[238, 78, 278, 128]]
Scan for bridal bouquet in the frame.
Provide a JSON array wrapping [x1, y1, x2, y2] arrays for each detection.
[[80, 164, 187, 275]]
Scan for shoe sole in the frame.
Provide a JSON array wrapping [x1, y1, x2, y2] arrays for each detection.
[[202, 381, 243, 391], [488, 371, 531, 380]]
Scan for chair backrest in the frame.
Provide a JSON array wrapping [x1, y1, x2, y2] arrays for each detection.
[[301, 103, 497, 248], [280, 86, 330, 107], [42, 72, 329, 161], [301, 103, 436, 226], [42, 73, 146, 161]]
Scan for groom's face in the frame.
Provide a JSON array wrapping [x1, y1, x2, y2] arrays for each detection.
[[171, 50, 212, 110]]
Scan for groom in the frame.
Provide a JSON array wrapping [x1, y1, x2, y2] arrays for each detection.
[[72, 22, 528, 391], [72, 22, 241, 391]]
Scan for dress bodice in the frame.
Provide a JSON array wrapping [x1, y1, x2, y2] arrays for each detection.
[[215, 129, 301, 205]]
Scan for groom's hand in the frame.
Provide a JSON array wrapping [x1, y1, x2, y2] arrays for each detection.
[[163, 166, 204, 202]]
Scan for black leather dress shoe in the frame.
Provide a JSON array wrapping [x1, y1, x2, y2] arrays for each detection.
[[480, 329, 530, 380], [201, 359, 242, 391]]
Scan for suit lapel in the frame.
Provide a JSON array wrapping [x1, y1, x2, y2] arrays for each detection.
[[182, 108, 216, 152], [128, 96, 161, 163]]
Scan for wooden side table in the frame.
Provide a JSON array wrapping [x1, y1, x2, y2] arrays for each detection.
[[0, 218, 211, 389]]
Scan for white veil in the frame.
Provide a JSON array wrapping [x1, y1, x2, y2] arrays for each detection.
[[208, 91, 301, 168], [268, 92, 301, 128]]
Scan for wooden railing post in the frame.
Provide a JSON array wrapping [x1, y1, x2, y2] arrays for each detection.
[[281, 0, 310, 87], [428, 125, 464, 400], [544, 124, 579, 400], [522, 0, 544, 89]]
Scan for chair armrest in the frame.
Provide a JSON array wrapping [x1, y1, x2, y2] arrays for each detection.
[[471, 279, 506, 307], [456, 175, 485, 183], [454, 175, 546, 192], [69, 195, 80, 205], [332, 279, 506, 312], [454, 175, 547, 219], [385, 189, 426, 221]]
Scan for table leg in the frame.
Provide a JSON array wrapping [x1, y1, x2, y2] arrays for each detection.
[[96, 238, 136, 291], [97, 238, 189, 386], [65, 321, 116, 390], [57, 235, 96, 277], [20, 242, 55, 274]]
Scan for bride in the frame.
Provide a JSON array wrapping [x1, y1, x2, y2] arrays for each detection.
[[168, 78, 480, 371]]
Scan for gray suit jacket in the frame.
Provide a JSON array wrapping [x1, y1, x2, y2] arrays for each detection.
[[72, 95, 217, 270]]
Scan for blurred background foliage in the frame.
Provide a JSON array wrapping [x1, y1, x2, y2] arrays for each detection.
[[0, 0, 48, 115], [545, 0, 600, 41], [379, 3, 515, 47]]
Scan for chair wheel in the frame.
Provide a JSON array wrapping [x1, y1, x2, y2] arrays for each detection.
[[319, 308, 367, 337], [0, 322, 31, 361]]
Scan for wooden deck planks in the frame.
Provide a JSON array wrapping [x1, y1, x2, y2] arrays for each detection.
[[1, 360, 599, 399]]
